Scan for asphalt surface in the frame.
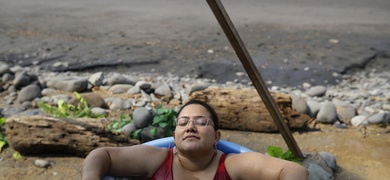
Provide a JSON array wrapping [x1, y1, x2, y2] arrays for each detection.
[[1, 0, 389, 87]]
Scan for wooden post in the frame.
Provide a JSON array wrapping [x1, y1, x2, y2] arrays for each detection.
[[206, 0, 304, 159]]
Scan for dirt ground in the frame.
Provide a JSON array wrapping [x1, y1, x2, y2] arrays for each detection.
[[1, 124, 389, 180]]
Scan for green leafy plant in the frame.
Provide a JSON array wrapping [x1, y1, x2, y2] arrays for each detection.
[[149, 104, 177, 137], [108, 105, 177, 140], [108, 114, 133, 133], [267, 146, 302, 165], [38, 92, 104, 118], [0, 117, 24, 160], [13, 151, 23, 160], [0, 117, 7, 152]]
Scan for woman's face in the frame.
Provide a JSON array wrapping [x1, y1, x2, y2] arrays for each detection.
[[173, 104, 220, 154]]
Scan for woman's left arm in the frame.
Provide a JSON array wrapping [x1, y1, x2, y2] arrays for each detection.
[[225, 152, 308, 180]]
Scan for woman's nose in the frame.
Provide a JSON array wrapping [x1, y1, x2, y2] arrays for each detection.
[[185, 121, 197, 132]]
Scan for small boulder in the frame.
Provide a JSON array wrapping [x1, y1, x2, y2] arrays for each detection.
[[17, 84, 42, 103], [133, 107, 153, 128], [291, 94, 309, 115], [305, 85, 327, 97], [316, 101, 338, 124]]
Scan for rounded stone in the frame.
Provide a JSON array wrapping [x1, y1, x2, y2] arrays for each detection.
[[319, 151, 338, 172], [291, 94, 309, 115], [316, 101, 338, 124], [351, 115, 368, 127], [17, 84, 42, 103], [132, 107, 153, 128], [34, 159, 53, 168], [122, 123, 137, 137], [306, 85, 327, 97]]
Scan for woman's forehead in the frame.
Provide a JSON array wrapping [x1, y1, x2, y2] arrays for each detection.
[[179, 104, 210, 116]]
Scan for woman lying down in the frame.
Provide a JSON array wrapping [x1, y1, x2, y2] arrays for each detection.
[[82, 100, 308, 180]]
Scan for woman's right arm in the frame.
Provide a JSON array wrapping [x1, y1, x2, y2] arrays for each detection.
[[82, 145, 168, 180]]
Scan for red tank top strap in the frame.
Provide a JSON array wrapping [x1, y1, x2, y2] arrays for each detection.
[[151, 148, 174, 180], [214, 154, 232, 180]]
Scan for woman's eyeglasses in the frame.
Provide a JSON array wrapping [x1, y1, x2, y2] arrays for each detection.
[[175, 116, 214, 127]]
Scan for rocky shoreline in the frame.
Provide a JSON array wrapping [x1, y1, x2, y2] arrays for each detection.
[[1, 58, 389, 128]]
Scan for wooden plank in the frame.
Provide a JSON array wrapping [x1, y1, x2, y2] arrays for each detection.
[[206, 0, 304, 159]]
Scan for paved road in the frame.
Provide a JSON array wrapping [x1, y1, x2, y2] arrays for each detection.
[[1, 0, 389, 86]]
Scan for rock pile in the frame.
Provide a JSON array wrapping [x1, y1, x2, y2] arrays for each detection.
[[284, 70, 390, 128], [0, 62, 389, 129]]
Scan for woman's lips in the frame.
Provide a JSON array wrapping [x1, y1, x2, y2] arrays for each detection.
[[183, 135, 200, 140]]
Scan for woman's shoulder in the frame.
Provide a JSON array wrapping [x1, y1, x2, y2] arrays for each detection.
[[111, 145, 171, 168], [225, 151, 267, 160], [136, 145, 171, 159], [224, 152, 271, 177]]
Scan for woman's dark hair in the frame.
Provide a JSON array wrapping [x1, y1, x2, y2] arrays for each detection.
[[176, 99, 219, 131]]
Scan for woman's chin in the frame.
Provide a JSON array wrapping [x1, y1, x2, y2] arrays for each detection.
[[181, 142, 201, 152]]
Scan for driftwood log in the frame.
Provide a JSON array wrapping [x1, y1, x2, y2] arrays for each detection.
[[190, 87, 311, 132], [5, 116, 140, 157]]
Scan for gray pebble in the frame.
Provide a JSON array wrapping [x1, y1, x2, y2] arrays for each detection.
[[155, 84, 172, 97], [291, 94, 309, 115], [90, 107, 108, 116], [34, 159, 53, 168], [140, 90, 151, 102], [319, 151, 338, 172], [307, 100, 321, 118], [127, 86, 140, 94], [133, 107, 153, 128], [135, 81, 152, 90], [2, 73, 14, 83], [108, 84, 133, 94], [88, 72, 104, 86], [140, 126, 165, 143], [17, 84, 41, 103], [307, 163, 334, 180], [132, 100, 147, 107], [1, 107, 25, 117], [47, 76, 88, 92], [350, 115, 368, 127], [305, 85, 327, 97], [105, 73, 134, 85], [13, 72, 33, 89], [41, 88, 57, 96], [122, 123, 137, 137], [19, 109, 44, 116], [367, 112, 390, 124], [337, 106, 357, 121], [0, 63, 10, 76], [109, 98, 131, 110], [7, 85, 16, 93], [51, 94, 72, 104], [316, 101, 338, 124]]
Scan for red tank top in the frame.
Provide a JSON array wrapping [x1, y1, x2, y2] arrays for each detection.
[[151, 149, 231, 180]]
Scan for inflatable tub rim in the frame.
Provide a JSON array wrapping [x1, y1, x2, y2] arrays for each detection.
[[143, 137, 253, 154]]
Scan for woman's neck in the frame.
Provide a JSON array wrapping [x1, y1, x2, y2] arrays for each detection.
[[175, 148, 217, 172]]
